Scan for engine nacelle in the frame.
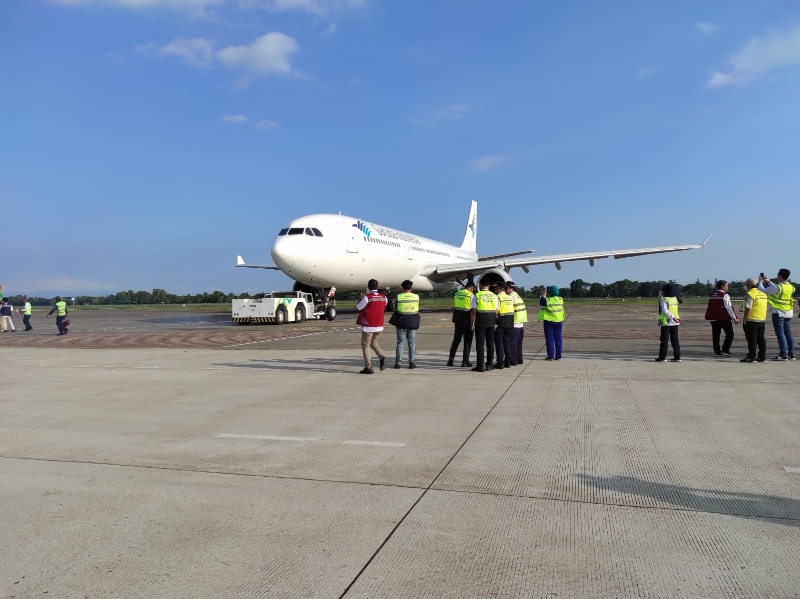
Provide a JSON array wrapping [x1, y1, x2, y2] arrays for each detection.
[[473, 268, 514, 288]]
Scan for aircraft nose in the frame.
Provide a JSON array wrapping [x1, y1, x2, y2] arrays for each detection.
[[271, 237, 293, 269]]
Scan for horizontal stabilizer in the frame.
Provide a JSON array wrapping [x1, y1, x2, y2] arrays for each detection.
[[236, 255, 280, 270]]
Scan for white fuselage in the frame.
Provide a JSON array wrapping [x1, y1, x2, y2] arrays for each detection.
[[271, 214, 477, 292]]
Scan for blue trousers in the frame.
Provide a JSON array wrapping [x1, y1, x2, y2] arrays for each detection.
[[543, 321, 562, 359], [395, 328, 416, 364], [509, 327, 524, 364], [771, 313, 795, 358]]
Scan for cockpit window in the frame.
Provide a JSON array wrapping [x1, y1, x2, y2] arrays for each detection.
[[288, 227, 304, 235], [279, 228, 289, 236], [305, 227, 315, 236], [311, 228, 323, 237]]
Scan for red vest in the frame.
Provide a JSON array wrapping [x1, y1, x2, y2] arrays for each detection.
[[705, 290, 732, 321], [357, 291, 387, 327]]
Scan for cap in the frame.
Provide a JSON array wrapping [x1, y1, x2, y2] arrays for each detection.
[[745, 278, 757, 287], [505, 281, 515, 288]]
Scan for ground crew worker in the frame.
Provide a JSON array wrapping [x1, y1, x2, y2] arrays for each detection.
[[758, 268, 795, 360], [704, 280, 738, 357], [493, 282, 514, 368], [356, 279, 387, 374], [447, 280, 475, 367], [0, 298, 15, 332], [507, 281, 527, 365], [47, 296, 69, 335], [655, 283, 681, 362], [21, 296, 33, 331], [741, 278, 768, 363], [538, 285, 564, 360], [392, 280, 420, 369], [472, 277, 499, 372]]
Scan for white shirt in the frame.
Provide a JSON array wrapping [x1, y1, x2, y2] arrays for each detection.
[[757, 281, 794, 318]]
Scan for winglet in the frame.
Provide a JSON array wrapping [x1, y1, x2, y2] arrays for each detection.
[[701, 234, 712, 247], [236, 255, 246, 266]]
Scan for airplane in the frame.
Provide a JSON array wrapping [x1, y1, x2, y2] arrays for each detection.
[[237, 200, 709, 309]]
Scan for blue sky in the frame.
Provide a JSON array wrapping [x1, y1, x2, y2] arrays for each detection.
[[1, 0, 799, 296]]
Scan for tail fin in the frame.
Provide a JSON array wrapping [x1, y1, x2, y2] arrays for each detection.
[[460, 200, 478, 253]]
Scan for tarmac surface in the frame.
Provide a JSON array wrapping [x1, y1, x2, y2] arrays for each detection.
[[2, 303, 799, 598]]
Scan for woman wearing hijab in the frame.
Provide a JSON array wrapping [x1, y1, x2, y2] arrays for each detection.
[[538, 285, 564, 360]]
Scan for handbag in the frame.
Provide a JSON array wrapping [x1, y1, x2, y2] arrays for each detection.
[[388, 311, 401, 327]]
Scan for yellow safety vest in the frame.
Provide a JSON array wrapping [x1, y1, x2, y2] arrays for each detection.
[[56, 301, 67, 316], [768, 282, 795, 312], [746, 288, 768, 321], [475, 290, 498, 313], [396, 292, 419, 314], [23, 302, 32, 315], [510, 291, 528, 324], [453, 289, 473, 311], [658, 297, 679, 326], [538, 296, 565, 322], [497, 291, 514, 316]]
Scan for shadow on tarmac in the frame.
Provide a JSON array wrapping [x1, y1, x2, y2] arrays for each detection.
[[578, 474, 800, 527]]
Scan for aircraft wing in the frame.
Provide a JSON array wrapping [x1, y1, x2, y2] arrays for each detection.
[[236, 255, 280, 270], [424, 236, 710, 281]]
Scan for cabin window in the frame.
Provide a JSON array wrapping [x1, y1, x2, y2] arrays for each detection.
[[288, 227, 304, 235], [278, 228, 289, 236]]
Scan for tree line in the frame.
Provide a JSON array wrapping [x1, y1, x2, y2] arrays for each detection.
[[2, 279, 753, 307]]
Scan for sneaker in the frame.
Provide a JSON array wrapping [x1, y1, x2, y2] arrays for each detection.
[[446, 359, 454, 366], [714, 354, 723, 358], [408, 362, 417, 369], [789, 356, 796, 361], [654, 358, 666, 362], [360, 367, 374, 374], [394, 363, 401, 369], [470, 366, 485, 372], [721, 352, 734, 357], [461, 361, 473, 367], [379, 356, 386, 371], [756, 358, 766, 363], [493, 363, 504, 370], [485, 365, 494, 371], [771, 355, 788, 361], [670, 358, 681, 362], [740, 358, 754, 363]]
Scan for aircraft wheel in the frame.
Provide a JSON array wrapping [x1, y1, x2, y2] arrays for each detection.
[[275, 306, 287, 325], [326, 306, 337, 321]]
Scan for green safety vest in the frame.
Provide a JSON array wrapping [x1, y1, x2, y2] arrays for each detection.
[[396, 292, 419, 314], [539, 296, 564, 322], [56, 301, 67, 316], [23, 302, 32, 315], [658, 297, 679, 326], [768, 282, 795, 312], [453, 289, 473, 311], [475, 290, 498, 313], [511, 291, 528, 324], [497, 291, 514, 316]]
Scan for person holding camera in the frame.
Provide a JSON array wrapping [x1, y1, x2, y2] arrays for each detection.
[[758, 268, 795, 361]]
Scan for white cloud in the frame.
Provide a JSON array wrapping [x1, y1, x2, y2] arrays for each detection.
[[259, 0, 367, 16], [471, 155, 507, 173], [52, 0, 226, 17], [158, 37, 215, 67], [695, 22, 720, 35], [707, 25, 800, 88], [217, 33, 298, 74], [257, 118, 280, 129], [139, 32, 298, 76], [222, 114, 248, 123], [636, 67, 655, 78]]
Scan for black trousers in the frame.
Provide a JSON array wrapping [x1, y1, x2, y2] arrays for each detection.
[[658, 326, 680, 360], [494, 327, 512, 366], [509, 327, 524, 364], [743, 321, 766, 361], [449, 324, 473, 363], [23, 314, 32, 330], [710, 320, 734, 355], [56, 315, 68, 334], [474, 326, 495, 369]]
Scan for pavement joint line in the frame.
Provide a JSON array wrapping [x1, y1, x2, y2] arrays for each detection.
[[1, 455, 798, 526], [785, 467, 800, 474], [223, 326, 359, 349], [215, 433, 407, 447]]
